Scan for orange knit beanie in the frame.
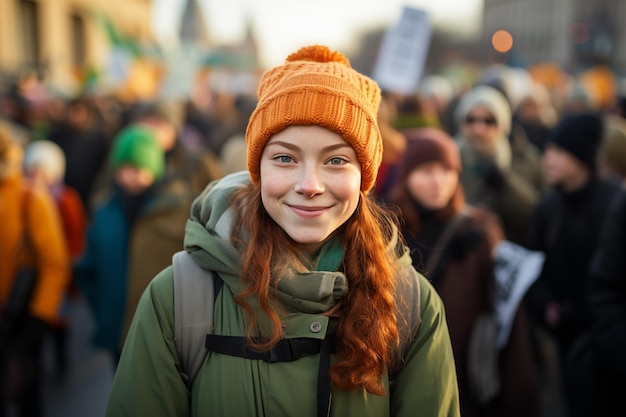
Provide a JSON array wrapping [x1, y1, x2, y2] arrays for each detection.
[[246, 45, 383, 192]]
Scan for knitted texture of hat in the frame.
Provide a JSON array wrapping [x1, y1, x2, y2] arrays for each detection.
[[109, 125, 165, 179], [246, 45, 382, 192], [548, 112, 603, 170], [399, 128, 461, 180]]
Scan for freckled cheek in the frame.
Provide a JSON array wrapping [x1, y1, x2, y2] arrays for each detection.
[[333, 176, 361, 205], [260, 176, 292, 205]]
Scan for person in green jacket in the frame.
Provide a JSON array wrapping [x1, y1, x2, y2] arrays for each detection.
[[106, 44, 460, 417]]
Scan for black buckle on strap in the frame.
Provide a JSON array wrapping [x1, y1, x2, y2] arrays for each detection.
[[268, 337, 322, 362], [205, 334, 323, 363]]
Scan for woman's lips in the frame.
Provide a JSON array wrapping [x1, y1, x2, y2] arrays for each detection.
[[289, 205, 329, 218]]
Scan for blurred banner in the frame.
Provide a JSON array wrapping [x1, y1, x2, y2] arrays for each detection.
[[493, 240, 544, 349], [371, 6, 432, 95]]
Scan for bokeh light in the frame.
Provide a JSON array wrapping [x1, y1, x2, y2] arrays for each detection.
[[492, 30, 513, 53]]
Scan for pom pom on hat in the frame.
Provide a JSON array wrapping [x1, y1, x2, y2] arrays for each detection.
[[285, 45, 351, 66], [246, 45, 383, 192], [109, 125, 165, 179]]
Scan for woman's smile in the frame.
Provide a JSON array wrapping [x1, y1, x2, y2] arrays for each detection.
[[289, 204, 332, 218]]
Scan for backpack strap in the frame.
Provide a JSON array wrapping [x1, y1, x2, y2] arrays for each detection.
[[204, 335, 325, 362], [172, 248, 423, 404], [172, 250, 216, 388]]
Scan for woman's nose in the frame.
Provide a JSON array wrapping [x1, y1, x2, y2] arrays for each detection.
[[294, 166, 324, 197]]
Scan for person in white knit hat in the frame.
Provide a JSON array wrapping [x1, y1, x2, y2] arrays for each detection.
[[454, 85, 546, 245]]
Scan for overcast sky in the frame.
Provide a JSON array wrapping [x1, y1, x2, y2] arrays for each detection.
[[152, 0, 483, 68]]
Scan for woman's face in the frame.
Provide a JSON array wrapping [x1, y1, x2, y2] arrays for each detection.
[[460, 105, 500, 153], [260, 125, 362, 254], [406, 161, 459, 210]]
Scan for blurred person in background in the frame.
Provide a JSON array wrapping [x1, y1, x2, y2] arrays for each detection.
[[0, 86, 33, 145], [202, 79, 253, 157], [479, 66, 542, 154], [454, 85, 545, 246], [513, 81, 559, 153], [0, 121, 70, 416], [581, 189, 626, 417], [598, 114, 626, 185], [560, 81, 596, 115], [128, 101, 223, 197], [214, 96, 257, 175], [417, 74, 456, 135], [217, 133, 248, 176], [48, 96, 110, 212], [373, 92, 407, 199], [524, 112, 621, 416], [23, 139, 88, 379], [392, 94, 441, 131], [388, 127, 538, 417], [76, 126, 166, 365]]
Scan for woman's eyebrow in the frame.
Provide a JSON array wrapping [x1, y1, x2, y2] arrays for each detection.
[[266, 141, 352, 152]]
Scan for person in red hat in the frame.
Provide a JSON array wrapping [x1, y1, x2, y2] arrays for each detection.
[[388, 127, 539, 417]]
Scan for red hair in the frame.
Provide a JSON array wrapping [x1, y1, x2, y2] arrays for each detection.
[[230, 184, 402, 395]]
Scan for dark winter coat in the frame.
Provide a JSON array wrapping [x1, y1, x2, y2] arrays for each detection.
[[576, 188, 626, 417], [525, 178, 621, 351], [402, 205, 539, 417], [77, 178, 193, 354]]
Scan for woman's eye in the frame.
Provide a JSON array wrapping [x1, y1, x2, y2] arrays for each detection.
[[275, 155, 293, 163], [328, 157, 347, 165]]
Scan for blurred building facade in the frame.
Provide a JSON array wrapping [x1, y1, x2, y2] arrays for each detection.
[[0, 0, 153, 92], [483, 0, 626, 72]]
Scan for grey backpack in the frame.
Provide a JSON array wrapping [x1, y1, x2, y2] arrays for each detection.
[[172, 250, 217, 387]]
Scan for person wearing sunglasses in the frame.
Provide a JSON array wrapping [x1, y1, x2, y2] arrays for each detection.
[[453, 85, 545, 246]]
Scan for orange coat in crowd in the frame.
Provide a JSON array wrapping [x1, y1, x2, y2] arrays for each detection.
[[0, 173, 71, 324]]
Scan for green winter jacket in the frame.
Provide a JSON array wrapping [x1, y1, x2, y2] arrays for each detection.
[[106, 171, 460, 417]]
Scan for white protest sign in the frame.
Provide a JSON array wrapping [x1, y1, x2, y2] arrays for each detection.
[[159, 45, 200, 100], [371, 6, 432, 95], [103, 47, 133, 90], [493, 240, 545, 349]]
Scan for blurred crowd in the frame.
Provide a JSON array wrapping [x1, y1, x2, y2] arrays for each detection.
[[0, 59, 625, 417]]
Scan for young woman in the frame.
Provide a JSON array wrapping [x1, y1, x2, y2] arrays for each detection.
[[387, 127, 539, 417], [106, 45, 460, 417]]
